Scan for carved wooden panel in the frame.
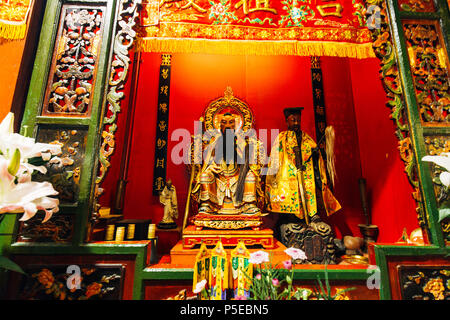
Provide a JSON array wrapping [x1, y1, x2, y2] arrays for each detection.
[[15, 264, 124, 300], [398, 0, 435, 12], [403, 20, 450, 125], [16, 213, 74, 243], [35, 126, 88, 205], [41, 5, 105, 117], [398, 265, 450, 300]]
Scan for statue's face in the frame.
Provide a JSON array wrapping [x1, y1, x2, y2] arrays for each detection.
[[166, 180, 172, 188], [286, 114, 301, 132], [220, 114, 236, 134]]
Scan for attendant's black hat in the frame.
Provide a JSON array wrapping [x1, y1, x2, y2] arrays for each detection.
[[283, 107, 304, 119]]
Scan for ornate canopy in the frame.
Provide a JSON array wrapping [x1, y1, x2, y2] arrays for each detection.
[[203, 87, 254, 133]]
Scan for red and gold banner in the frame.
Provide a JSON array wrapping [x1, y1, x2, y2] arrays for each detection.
[[0, 0, 33, 40], [137, 0, 374, 58]]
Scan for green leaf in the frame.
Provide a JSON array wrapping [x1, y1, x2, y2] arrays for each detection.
[[316, 275, 326, 296], [27, 156, 47, 167], [286, 274, 292, 285], [7, 148, 21, 176], [0, 256, 26, 274], [324, 265, 331, 297]]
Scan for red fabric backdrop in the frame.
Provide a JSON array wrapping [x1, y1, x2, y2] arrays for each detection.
[[99, 52, 420, 244]]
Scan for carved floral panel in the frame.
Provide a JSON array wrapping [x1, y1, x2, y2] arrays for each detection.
[[403, 21, 450, 125], [35, 126, 87, 205], [16, 213, 74, 243], [42, 5, 105, 117], [16, 264, 124, 300], [398, 266, 450, 300]]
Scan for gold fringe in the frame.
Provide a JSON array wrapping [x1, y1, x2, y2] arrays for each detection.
[[0, 21, 26, 40], [136, 38, 375, 59]]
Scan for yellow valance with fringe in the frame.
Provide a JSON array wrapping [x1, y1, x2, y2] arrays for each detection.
[[0, 0, 33, 40], [138, 0, 375, 58]]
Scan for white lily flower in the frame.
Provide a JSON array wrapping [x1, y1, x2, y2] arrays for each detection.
[[0, 112, 62, 161], [439, 172, 450, 188], [0, 113, 60, 223], [422, 153, 450, 172], [0, 112, 14, 140], [422, 153, 450, 187], [0, 157, 59, 222], [4, 133, 62, 160]]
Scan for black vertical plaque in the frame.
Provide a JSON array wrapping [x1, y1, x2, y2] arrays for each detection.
[[152, 54, 172, 195], [310, 56, 328, 162]]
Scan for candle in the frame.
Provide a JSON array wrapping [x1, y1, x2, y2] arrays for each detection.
[[148, 224, 156, 239], [115, 226, 125, 242], [127, 224, 136, 240], [105, 224, 115, 241]]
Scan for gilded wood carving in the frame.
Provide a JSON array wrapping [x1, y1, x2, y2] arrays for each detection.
[[42, 6, 105, 116]]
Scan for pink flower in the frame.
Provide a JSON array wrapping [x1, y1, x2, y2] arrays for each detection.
[[284, 247, 307, 261], [272, 278, 279, 286], [282, 259, 292, 270], [193, 279, 207, 294], [249, 250, 270, 264], [234, 295, 248, 300], [255, 274, 262, 280]]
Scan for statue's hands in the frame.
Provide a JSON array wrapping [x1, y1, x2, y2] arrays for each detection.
[[209, 164, 222, 174]]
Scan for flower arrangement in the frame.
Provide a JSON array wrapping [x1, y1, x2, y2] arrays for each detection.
[[245, 247, 306, 300], [245, 247, 354, 300], [0, 112, 61, 272], [191, 246, 355, 300]]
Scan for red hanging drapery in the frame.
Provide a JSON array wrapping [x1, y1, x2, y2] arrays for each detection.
[[137, 0, 375, 58]]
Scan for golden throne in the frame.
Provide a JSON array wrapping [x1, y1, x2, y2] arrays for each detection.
[[181, 87, 274, 249]]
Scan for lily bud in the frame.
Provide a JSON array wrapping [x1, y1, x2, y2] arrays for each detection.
[[8, 148, 21, 176]]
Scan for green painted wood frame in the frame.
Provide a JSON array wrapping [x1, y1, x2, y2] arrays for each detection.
[[371, 0, 450, 300], [17, 0, 118, 245], [374, 244, 449, 299], [385, 0, 449, 247], [0, 0, 148, 300]]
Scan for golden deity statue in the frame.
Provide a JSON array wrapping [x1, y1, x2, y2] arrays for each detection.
[[194, 112, 262, 215], [266, 107, 341, 222], [187, 87, 266, 230]]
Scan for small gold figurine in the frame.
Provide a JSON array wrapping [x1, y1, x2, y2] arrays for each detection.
[[158, 179, 178, 229]]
